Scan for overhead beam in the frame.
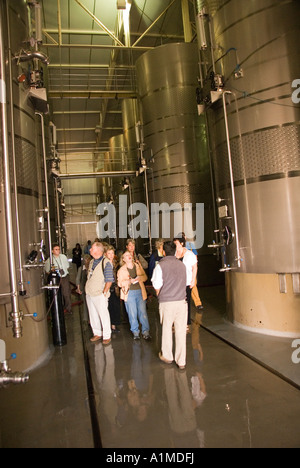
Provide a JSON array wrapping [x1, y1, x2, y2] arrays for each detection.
[[57, 0, 62, 45], [74, 0, 125, 47], [43, 28, 184, 40], [132, 0, 177, 47], [181, 0, 193, 42], [43, 43, 153, 51], [59, 170, 136, 179]]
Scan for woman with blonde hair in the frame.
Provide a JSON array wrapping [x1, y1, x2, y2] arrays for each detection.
[[125, 238, 148, 270], [117, 250, 151, 340]]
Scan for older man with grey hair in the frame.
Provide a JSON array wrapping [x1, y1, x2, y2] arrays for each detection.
[[85, 242, 114, 344]]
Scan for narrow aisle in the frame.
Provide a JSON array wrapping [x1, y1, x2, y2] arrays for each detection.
[[0, 311, 94, 449], [0, 289, 300, 448], [87, 294, 300, 449]]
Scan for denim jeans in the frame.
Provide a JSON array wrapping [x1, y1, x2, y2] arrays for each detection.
[[124, 289, 150, 336]]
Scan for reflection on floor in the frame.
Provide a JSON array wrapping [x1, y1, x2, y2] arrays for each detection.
[[0, 285, 300, 448]]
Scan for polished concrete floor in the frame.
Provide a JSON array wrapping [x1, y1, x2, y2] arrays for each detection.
[[0, 285, 300, 448]]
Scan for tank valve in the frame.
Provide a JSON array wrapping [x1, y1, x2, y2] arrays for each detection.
[[0, 371, 29, 387], [9, 310, 23, 339], [0, 345, 29, 387]]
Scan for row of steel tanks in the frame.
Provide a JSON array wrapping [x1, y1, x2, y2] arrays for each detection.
[[0, 0, 55, 373], [197, 0, 300, 335]]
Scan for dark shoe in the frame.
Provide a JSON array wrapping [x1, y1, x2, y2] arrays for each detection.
[[197, 305, 204, 311], [159, 352, 172, 364], [111, 327, 120, 334], [142, 333, 151, 341]]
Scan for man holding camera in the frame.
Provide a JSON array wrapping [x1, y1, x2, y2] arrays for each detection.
[[44, 244, 72, 314]]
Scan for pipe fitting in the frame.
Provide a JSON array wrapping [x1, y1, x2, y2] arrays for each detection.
[[0, 371, 29, 387], [9, 310, 23, 339], [14, 50, 50, 65]]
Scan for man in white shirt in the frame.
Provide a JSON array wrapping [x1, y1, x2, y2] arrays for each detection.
[[44, 244, 72, 314], [173, 235, 198, 326]]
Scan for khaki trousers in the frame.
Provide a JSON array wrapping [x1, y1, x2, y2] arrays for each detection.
[[159, 300, 187, 367], [191, 285, 202, 307], [86, 293, 111, 340]]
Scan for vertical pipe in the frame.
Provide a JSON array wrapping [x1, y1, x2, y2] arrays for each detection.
[[36, 112, 53, 265], [0, 2, 22, 338], [6, 0, 26, 295], [181, 0, 193, 42], [222, 91, 241, 267], [54, 177, 62, 249], [143, 168, 152, 254]]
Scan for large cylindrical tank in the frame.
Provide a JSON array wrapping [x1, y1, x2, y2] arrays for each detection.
[[136, 42, 220, 283], [202, 0, 300, 334], [0, 0, 49, 370], [121, 99, 147, 254]]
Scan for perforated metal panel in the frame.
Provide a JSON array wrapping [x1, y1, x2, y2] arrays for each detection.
[[215, 124, 300, 185], [15, 137, 39, 193]]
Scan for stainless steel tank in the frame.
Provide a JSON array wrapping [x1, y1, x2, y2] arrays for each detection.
[[200, 0, 300, 334], [121, 99, 147, 254], [135, 42, 219, 281], [0, 0, 50, 370]]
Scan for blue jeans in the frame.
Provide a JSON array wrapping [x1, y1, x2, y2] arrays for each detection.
[[125, 289, 150, 336]]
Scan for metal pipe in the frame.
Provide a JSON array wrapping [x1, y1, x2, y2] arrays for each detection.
[[44, 42, 153, 51], [59, 170, 136, 179], [222, 91, 241, 267], [143, 168, 152, 254], [54, 178, 62, 249], [0, 371, 29, 387], [208, 19, 216, 74], [14, 50, 50, 65], [0, 2, 23, 338], [6, 0, 26, 295], [36, 112, 53, 265]]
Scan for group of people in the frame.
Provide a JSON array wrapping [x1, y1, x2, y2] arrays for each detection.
[[83, 239, 152, 346], [44, 233, 203, 370]]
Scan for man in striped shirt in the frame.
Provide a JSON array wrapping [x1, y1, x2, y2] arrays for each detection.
[[85, 242, 114, 344]]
